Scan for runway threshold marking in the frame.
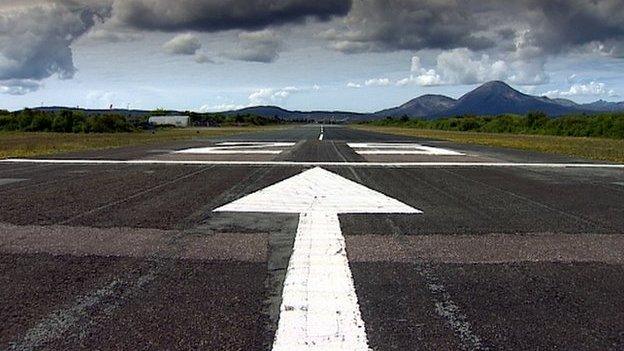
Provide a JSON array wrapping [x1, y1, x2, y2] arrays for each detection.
[[0, 178, 27, 186], [3, 159, 624, 168], [175, 142, 295, 154], [214, 167, 421, 350], [348, 142, 465, 155]]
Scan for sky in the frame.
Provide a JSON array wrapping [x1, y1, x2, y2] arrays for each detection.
[[1, 0, 624, 113]]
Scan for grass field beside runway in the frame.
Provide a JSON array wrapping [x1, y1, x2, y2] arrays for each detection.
[[0, 126, 284, 159], [352, 125, 624, 163]]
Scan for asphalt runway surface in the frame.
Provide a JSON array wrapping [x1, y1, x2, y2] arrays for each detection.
[[1, 125, 623, 350]]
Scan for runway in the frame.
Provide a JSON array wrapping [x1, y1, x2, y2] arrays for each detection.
[[1, 124, 623, 350]]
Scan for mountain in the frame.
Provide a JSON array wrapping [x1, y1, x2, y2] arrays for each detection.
[[580, 100, 624, 112], [222, 105, 368, 122], [22, 81, 624, 122], [441, 81, 577, 117], [374, 95, 457, 119], [545, 97, 580, 108]]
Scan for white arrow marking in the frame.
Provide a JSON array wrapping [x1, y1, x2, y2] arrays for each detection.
[[214, 167, 421, 350]]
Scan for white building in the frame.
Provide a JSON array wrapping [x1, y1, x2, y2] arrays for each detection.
[[148, 115, 190, 127]]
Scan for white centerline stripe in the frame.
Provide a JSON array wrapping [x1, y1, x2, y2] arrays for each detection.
[[3, 159, 623, 168], [272, 211, 368, 350]]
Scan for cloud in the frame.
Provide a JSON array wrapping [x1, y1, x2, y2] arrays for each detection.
[[545, 81, 617, 98], [222, 30, 281, 63], [197, 103, 250, 112], [163, 33, 201, 55], [397, 49, 547, 87], [0, 79, 42, 95], [194, 53, 214, 64], [108, 0, 351, 32], [323, 0, 624, 61], [364, 78, 390, 86], [248, 85, 313, 104], [322, 0, 496, 53], [346, 82, 362, 88], [0, 2, 99, 81]]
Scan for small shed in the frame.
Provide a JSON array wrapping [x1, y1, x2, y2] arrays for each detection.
[[148, 115, 190, 127]]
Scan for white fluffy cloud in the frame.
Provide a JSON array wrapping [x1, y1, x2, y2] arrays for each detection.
[[364, 78, 390, 86], [249, 86, 297, 104], [248, 85, 318, 105], [346, 82, 362, 88], [545, 81, 617, 98], [397, 49, 548, 87]]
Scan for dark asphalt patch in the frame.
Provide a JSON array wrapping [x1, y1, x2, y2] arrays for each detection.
[[351, 262, 464, 351], [0, 165, 195, 226], [48, 260, 268, 350], [353, 261, 624, 350], [435, 262, 624, 350], [0, 253, 154, 349], [333, 167, 624, 235]]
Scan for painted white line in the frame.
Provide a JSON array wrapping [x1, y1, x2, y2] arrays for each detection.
[[216, 142, 296, 147], [319, 133, 324, 141], [356, 150, 458, 155], [176, 142, 295, 154], [0, 178, 27, 186], [179, 150, 283, 154], [348, 142, 464, 156], [215, 167, 420, 350], [3, 159, 624, 168]]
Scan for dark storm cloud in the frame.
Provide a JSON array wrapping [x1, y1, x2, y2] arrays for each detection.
[[0, 2, 97, 83], [110, 0, 352, 32], [0, 79, 42, 95], [0, 0, 351, 82], [525, 0, 624, 56], [221, 30, 282, 63], [325, 0, 624, 56]]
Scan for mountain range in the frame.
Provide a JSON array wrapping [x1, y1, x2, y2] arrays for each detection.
[[31, 81, 624, 122], [223, 81, 624, 121]]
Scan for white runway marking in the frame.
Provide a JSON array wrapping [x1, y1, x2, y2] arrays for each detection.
[[0, 178, 27, 186], [3, 159, 624, 169], [348, 142, 464, 156], [215, 167, 420, 350], [319, 126, 324, 140], [176, 142, 295, 154]]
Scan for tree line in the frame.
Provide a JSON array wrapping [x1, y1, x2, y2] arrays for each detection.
[[0, 109, 285, 133], [364, 112, 624, 139]]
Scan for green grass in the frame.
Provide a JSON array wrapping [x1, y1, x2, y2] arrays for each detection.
[[352, 125, 624, 163], [0, 126, 283, 159]]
